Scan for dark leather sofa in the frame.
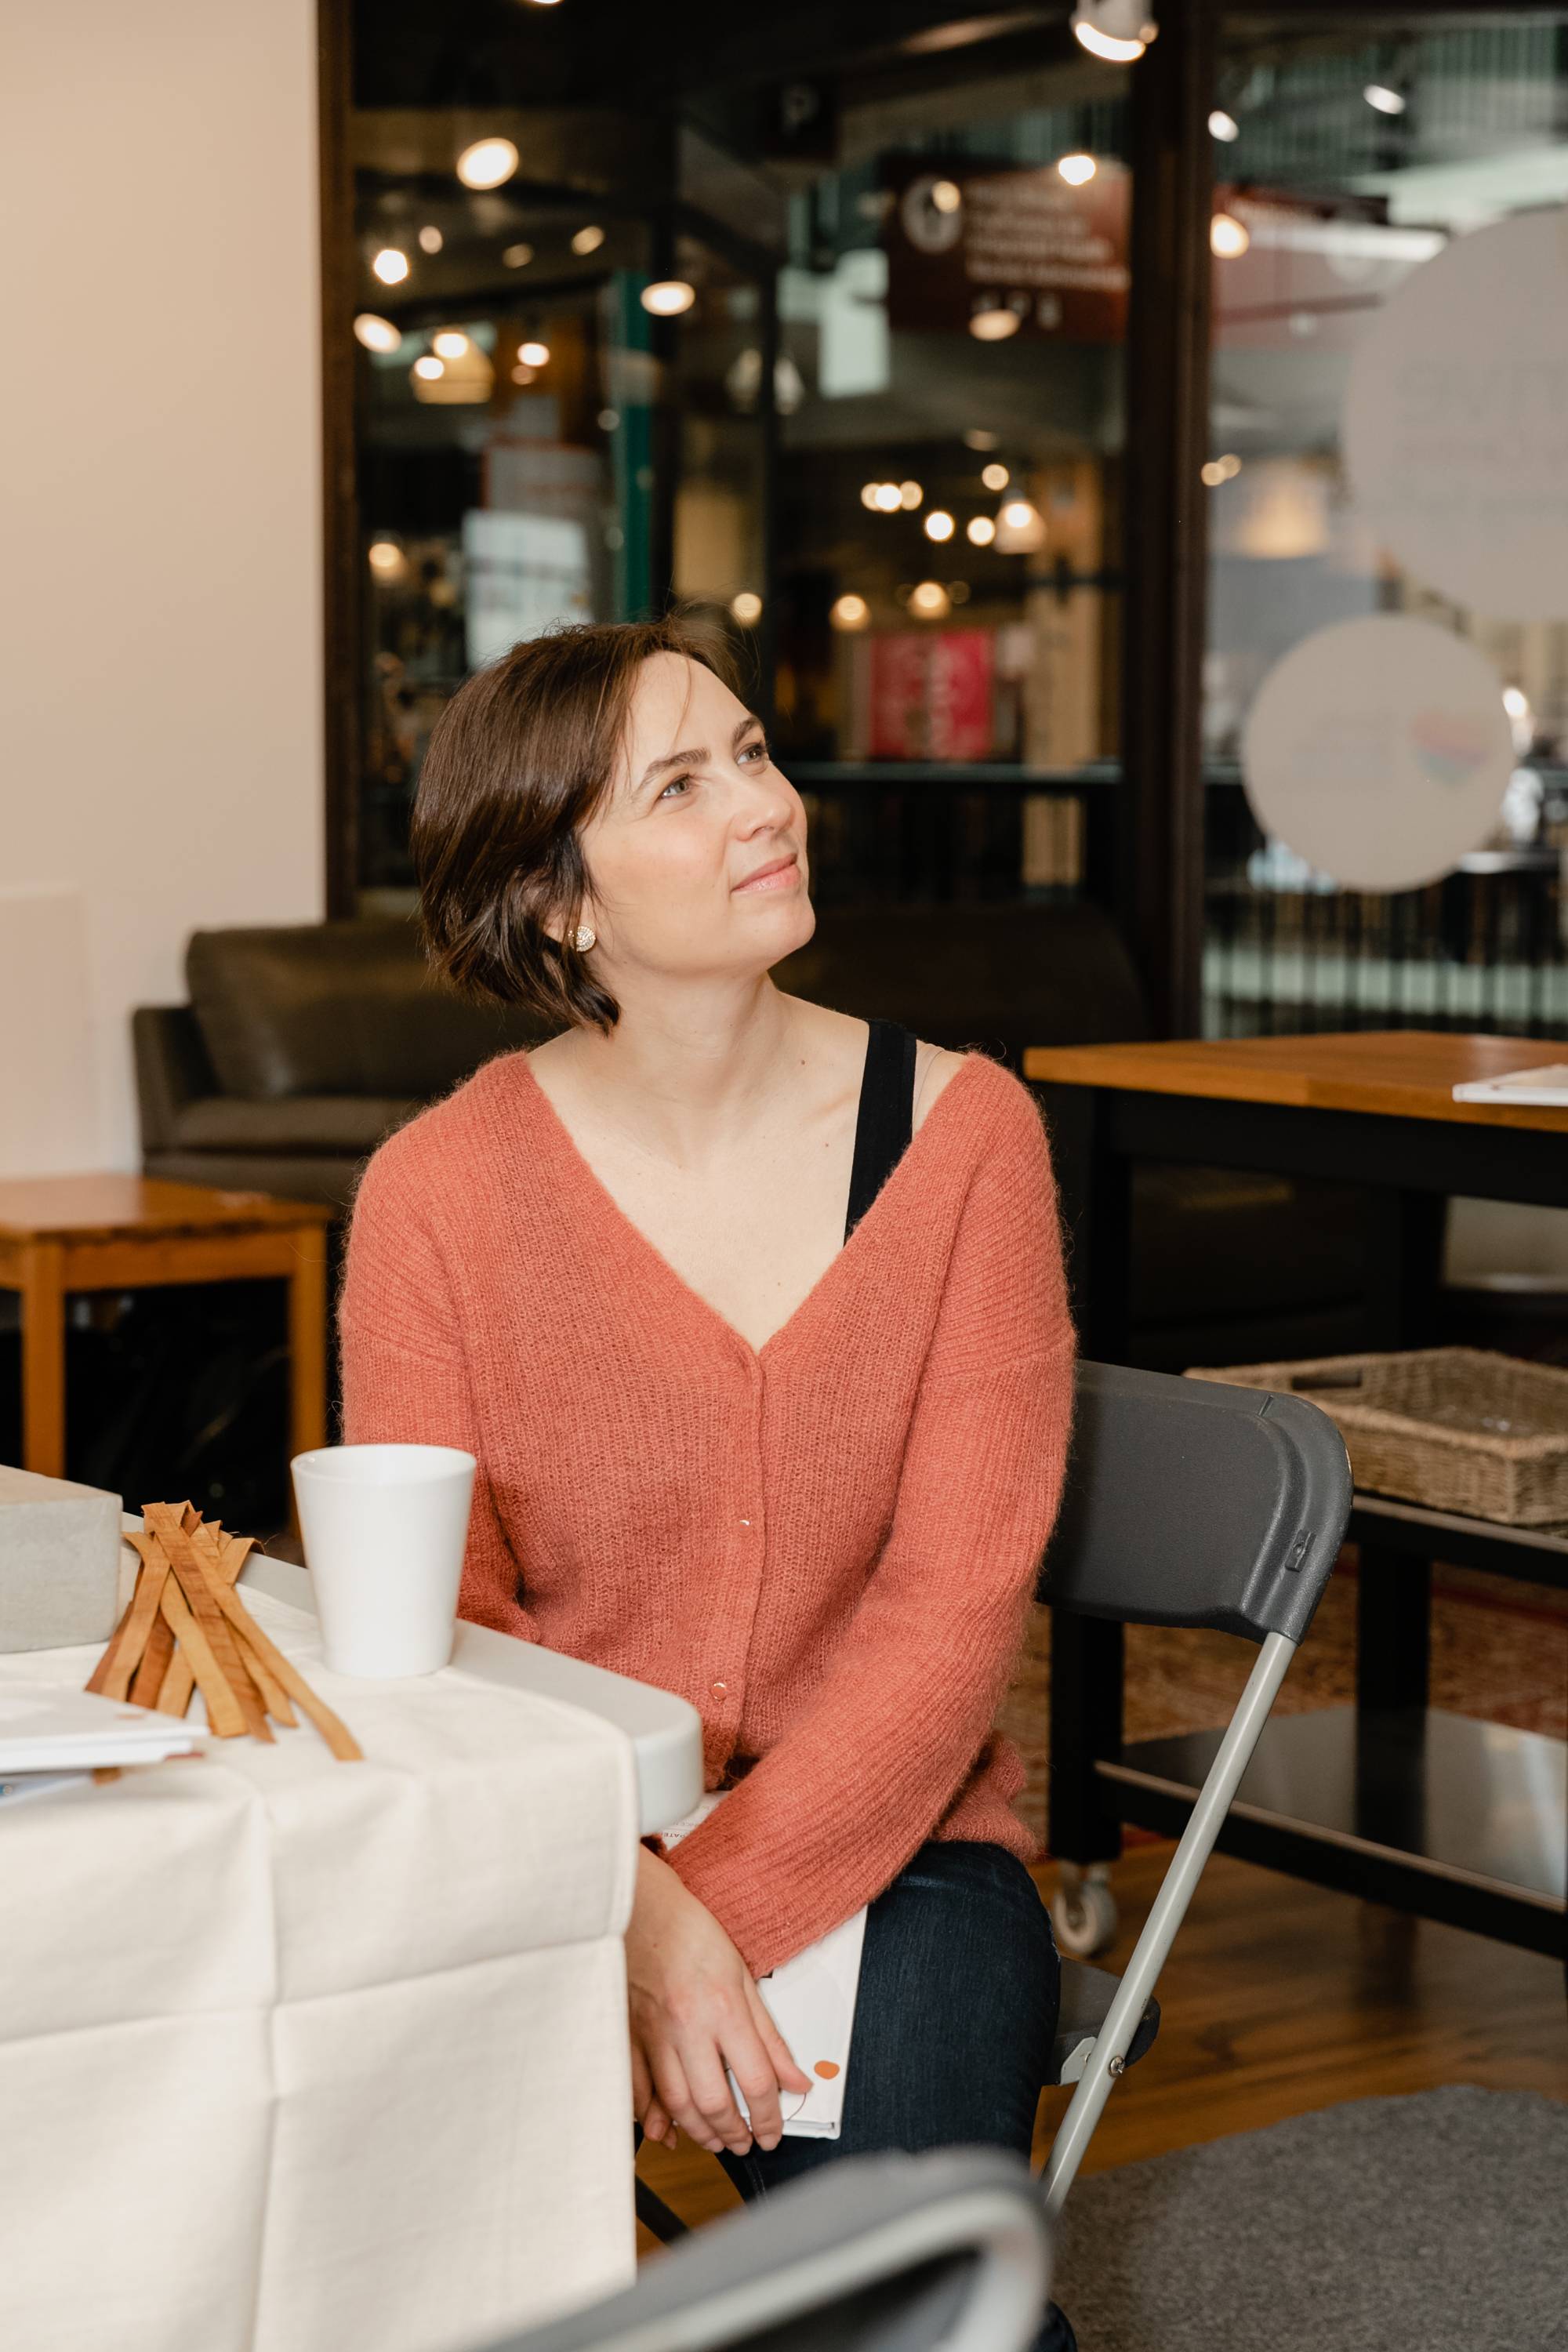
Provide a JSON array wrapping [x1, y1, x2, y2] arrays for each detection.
[[134, 904, 1367, 1370]]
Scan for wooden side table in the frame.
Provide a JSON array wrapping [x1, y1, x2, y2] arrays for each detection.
[[0, 1175, 335, 1481]]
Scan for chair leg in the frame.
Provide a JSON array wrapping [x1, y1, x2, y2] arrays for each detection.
[[634, 2176, 693, 2244]]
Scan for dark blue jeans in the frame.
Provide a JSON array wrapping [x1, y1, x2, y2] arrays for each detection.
[[642, 1839, 1074, 2352]]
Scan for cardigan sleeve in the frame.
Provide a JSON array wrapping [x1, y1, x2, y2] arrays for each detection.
[[664, 1068, 1076, 1979], [336, 1137, 539, 1642]]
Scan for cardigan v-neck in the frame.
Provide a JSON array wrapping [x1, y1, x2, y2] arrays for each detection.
[[513, 1044, 989, 1367], [339, 1041, 1076, 1979]]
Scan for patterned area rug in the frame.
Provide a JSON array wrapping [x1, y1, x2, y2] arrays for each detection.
[[1000, 1555, 1568, 1850]]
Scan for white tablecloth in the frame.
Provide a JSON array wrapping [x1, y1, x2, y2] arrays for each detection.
[[0, 1587, 641, 2352]]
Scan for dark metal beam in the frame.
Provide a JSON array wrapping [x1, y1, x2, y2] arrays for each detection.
[[1118, 0, 1217, 1040]]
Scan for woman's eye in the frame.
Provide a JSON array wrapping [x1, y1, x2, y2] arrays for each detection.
[[739, 739, 769, 766], [659, 775, 691, 800]]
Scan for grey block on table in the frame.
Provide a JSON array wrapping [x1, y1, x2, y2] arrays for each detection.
[[0, 1467, 123, 1651]]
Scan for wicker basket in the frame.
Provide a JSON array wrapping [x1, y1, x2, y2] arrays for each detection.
[[1184, 1347, 1568, 1526]]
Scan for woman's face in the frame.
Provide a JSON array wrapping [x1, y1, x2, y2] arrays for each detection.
[[575, 652, 814, 985]]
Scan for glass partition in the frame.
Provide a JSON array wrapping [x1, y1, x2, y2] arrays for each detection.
[[1203, 10, 1568, 1036]]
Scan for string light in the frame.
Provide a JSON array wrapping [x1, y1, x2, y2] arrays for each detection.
[[432, 330, 469, 359], [908, 581, 952, 619], [931, 180, 962, 214], [981, 462, 1009, 491], [1057, 154, 1097, 186], [456, 137, 519, 190], [899, 481, 924, 510], [967, 515, 996, 546], [1210, 212, 1250, 258], [730, 591, 763, 626], [641, 280, 695, 316], [517, 338, 550, 367], [417, 225, 444, 254], [412, 355, 445, 381], [503, 243, 534, 269], [372, 249, 409, 285], [1209, 110, 1239, 141], [354, 314, 401, 353], [924, 510, 956, 543], [830, 593, 870, 631], [572, 225, 605, 255]]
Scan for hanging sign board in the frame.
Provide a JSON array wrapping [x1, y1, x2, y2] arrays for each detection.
[[1342, 206, 1568, 620], [1241, 614, 1513, 892], [884, 158, 1129, 343]]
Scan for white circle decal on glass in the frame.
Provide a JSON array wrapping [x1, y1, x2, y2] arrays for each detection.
[[1241, 615, 1513, 892], [1343, 207, 1568, 620]]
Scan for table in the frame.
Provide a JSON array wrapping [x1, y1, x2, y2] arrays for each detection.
[[1023, 1031, 1568, 1965], [0, 1175, 335, 1480], [0, 1538, 702, 2352]]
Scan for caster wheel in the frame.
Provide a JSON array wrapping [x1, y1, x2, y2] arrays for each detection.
[[1050, 1871, 1118, 1958]]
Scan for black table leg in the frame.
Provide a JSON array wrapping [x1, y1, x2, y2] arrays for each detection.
[[1355, 1543, 1433, 1858]]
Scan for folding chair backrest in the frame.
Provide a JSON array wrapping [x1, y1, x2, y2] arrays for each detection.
[[1040, 1361, 1351, 1644]]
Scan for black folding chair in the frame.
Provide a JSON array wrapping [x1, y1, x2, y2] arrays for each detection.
[[488, 1363, 1350, 2349]]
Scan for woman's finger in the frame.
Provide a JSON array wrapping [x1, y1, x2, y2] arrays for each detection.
[[743, 1978, 814, 2094], [650, 2043, 724, 2154]]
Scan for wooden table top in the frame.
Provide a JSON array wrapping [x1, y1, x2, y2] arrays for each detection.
[[1022, 1030, 1568, 1135], [0, 1174, 335, 1243]]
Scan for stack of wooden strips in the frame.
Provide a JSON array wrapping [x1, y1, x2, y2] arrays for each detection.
[[87, 1502, 361, 1761]]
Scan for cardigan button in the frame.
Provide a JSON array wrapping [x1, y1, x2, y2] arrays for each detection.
[[711, 1679, 728, 1694]]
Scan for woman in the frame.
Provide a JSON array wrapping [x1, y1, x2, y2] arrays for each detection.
[[338, 615, 1078, 2349]]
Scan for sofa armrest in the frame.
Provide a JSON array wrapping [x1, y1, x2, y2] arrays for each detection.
[[133, 1005, 219, 1158]]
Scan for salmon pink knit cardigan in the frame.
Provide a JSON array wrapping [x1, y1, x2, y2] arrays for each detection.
[[338, 1044, 1076, 1980]]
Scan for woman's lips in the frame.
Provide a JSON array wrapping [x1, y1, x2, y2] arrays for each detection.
[[733, 855, 800, 894]]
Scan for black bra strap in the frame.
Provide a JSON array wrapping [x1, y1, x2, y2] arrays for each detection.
[[844, 1019, 918, 1243]]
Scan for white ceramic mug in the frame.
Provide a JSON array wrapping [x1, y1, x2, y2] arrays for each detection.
[[290, 1443, 477, 1677]]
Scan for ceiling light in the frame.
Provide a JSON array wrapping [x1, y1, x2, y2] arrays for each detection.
[[924, 510, 955, 543], [1210, 212, 1250, 258], [1201, 453, 1243, 486], [931, 180, 962, 214], [967, 514, 996, 547], [981, 462, 1009, 491], [964, 429, 999, 451], [412, 356, 445, 381], [1071, 0, 1158, 64], [1363, 83, 1406, 115], [1209, 109, 1240, 142], [899, 480, 924, 510], [367, 540, 406, 576], [830, 593, 870, 632], [994, 497, 1047, 554], [968, 300, 1022, 341], [572, 224, 605, 256], [860, 482, 882, 510], [353, 313, 401, 354], [908, 580, 952, 620], [641, 279, 695, 316], [503, 242, 534, 269], [372, 248, 409, 285], [511, 364, 537, 386], [432, 330, 469, 359], [456, 137, 519, 190], [730, 591, 763, 626], [1057, 153, 1097, 187], [517, 338, 550, 366], [873, 482, 903, 513], [417, 225, 444, 254]]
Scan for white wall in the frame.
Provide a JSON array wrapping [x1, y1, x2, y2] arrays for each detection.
[[0, 0, 324, 1176]]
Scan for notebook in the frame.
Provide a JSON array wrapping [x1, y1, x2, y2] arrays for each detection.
[[1452, 1063, 1568, 1108], [658, 1789, 867, 2140], [0, 1686, 209, 1775]]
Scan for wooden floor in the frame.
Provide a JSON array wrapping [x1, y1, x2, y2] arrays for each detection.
[[636, 1843, 1568, 2249]]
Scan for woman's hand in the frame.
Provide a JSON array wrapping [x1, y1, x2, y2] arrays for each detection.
[[627, 1846, 813, 2156]]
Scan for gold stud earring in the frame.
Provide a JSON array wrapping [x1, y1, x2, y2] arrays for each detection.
[[572, 924, 596, 952]]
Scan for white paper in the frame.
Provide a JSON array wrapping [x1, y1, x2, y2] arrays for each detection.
[[658, 1790, 867, 2140], [1453, 1064, 1568, 1108], [0, 1686, 208, 1772]]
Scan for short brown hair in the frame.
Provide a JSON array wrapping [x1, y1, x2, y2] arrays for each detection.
[[412, 612, 740, 1034]]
